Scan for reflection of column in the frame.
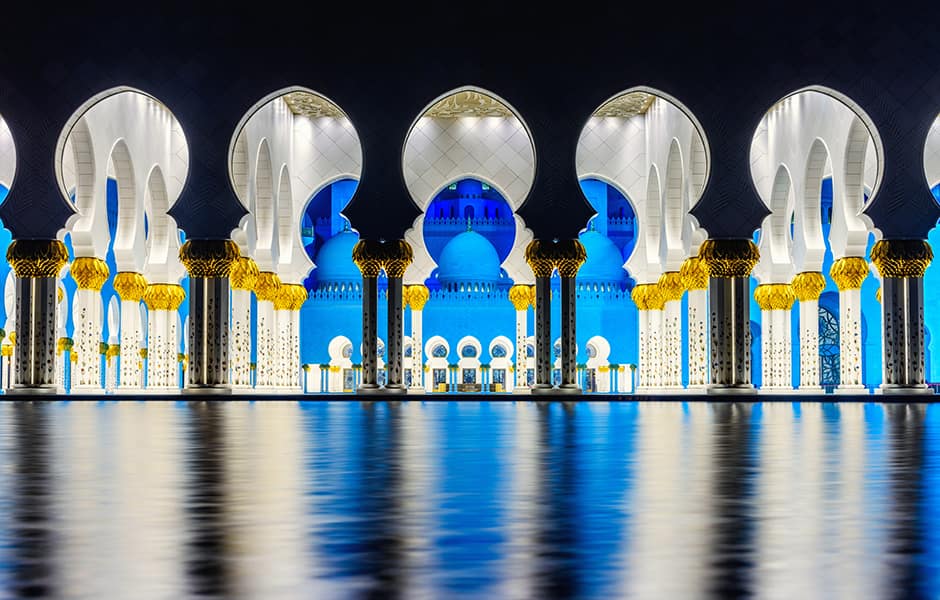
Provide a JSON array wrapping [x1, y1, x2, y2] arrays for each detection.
[[274, 284, 307, 391], [659, 271, 685, 390], [509, 284, 531, 393], [143, 283, 186, 390], [526, 241, 555, 394], [791, 272, 825, 390], [353, 240, 383, 393], [632, 283, 664, 392], [253, 271, 281, 390], [700, 239, 760, 394], [70, 257, 109, 393], [754, 283, 795, 390], [228, 256, 258, 389], [871, 240, 934, 394], [681, 257, 709, 388], [114, 272, 147, 392], [180, 240, 239, 394], [830, 257, 868, 391], [383, 241, 413, 394], [555, 240, 586, 394], [7, 240, 69, 394], [408, 284, 429, 393]]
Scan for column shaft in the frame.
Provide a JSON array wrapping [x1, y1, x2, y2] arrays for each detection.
[[187, 277, 230, 390], [12, 277, 58, 391], [360, 275, 379, 389], [385, 276, 405, 392], [534, 276, 552, 390], [119, 300, 143, 390], [73, 289, 103, 390], [838, 288, 864, 389], [638, 309, 649, 389], [709, 276, 753, 391], [883, 277, 927, 389], [799, 300, 820, 388], [662, 300, 682, 388], [256, 300, 276, 387], [514, 309, 527, 390], [411, 309, 424, 391], [648, 308, 663, 388], [230, 289, 252, 387], [559, 275, 578, 391], [687, 289, 709, 387]]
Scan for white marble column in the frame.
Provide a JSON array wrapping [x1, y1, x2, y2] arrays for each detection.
[[830, 258, 868, 391], [754, 284, 795, 391], [509, 284, 530, 393], [70, 257, 109, 393], [229, 257, 258, 389], [792, 272, 825, 391], [681, 257, 709, 388], [114, 272, 147, 392], [105, 344, 119, 393], [274, 283, 306, 391], [56, 338, 69, 392], [408, 284, 429, 394], [143, 284, 186, 391], [658, 272, 684, 391], [254, 271, 280, 391], [632, 283, 664, 392]]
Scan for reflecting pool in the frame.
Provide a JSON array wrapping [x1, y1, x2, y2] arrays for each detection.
[[0, 400, 937, 599]]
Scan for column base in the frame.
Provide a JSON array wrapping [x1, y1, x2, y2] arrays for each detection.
[[555, 383, 582, 395], [794, 386, 823, 395], [706, 384, 757, 396], [512, 386, 531, 395], [834, 385, 869, 396], [71, 385, 105, 395], [876, 384, 934, 396], [113, 387, 145, 395], [530, 384, 557, 396], [658, 385, 686, 395], [6, 385, 59, 396], [407, 386, 426, 395], [183, 385, 233, 396], [759, 386, 793, 394], [383, 384, 407, 395], [357, 384, 385, 395]]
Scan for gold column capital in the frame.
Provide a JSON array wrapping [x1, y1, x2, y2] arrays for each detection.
[[509, 284, 531, 311], [254, 271, 282, 302], [754, 283, 795, 311], [876, 286, 882, 304], [230, 256, 260, 291], [791, 271, 826, 301], [380, 240, 413, 278], [680, 256, 709, 290], [408, 284, 430, 310], [830, 257, 869, 291], [274, 283, 308, 311], [525, 240, 557, 278], [698, 239, 759, 278], [113, 272, 148, 302], [142, 283, 186, 311], [106, 344, 121, 360], [352, 239, 385, 278], [552, 239, 587, 278], [179, 239, 240, 278], [71, 257, 109, 290], [870, 239, 932, 278], [631, 283, 664, 311], [657, 271, 685, 302], [6, 239, 69, 279]]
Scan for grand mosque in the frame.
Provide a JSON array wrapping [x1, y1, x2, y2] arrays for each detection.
[[0, 13, 937, 397]]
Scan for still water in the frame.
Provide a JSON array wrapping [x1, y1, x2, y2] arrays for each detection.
[[0, 400, 937, 599]]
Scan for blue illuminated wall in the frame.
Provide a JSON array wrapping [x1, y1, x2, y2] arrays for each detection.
[[925, 184, 940, 383], [0, 185, 10, 329]]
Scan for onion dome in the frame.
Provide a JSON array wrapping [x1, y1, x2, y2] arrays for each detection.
[[438, 225, 501, 284], [578, 226, 625, 284], [314, 228, 361, 284]]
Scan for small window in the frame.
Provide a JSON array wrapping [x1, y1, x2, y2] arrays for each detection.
[[433, 344, 448, 358], [492, 345, 507, 358], [461, 345, 478, 358]]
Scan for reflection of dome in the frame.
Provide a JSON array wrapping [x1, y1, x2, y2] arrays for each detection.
[[438, 230, 500, 284], [314, 230, 360, 283], [578, 230, 625, 283]]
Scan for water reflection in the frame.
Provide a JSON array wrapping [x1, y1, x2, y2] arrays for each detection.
[[0, 400, 937, 598]]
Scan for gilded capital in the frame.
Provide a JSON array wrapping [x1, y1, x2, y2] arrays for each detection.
[[509, 284, 531, 311], [230, 256, 260, 291], [408, 284, 429, 310], [525, 240, 556, 278], [352, 239, 385, 278], [680, 256, 709, 290], [754, 283, 795, 311], [274, 283, 308, 311], [179, 239, 239, 278], [830, 257, 869, 291], [143, 283, 186, 311], [402, 285, 411, 310], [631, 283, 664, 311], [657, 271, 685, 302], [870, 239, 933, 279], [254, 271, 282, 302], [57, 286, 64, 304], [106, 344, 121, 360], [380, 240, 414, 278], [7, 239, 69, 279], [698, 239, 759, 278], [876, 286, 882, 304], [552, 239, 587, 278], [791, 271, 826, 302], [113, 272, 147, 302], [71, 257, 109, 290], [528, 285, 536, 308]]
